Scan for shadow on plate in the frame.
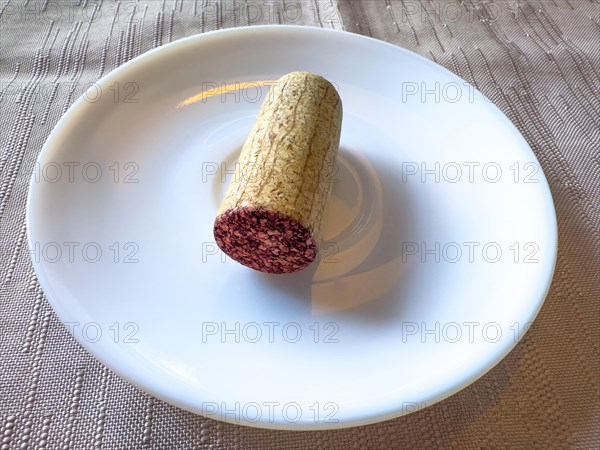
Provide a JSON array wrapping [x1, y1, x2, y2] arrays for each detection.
[[258, 147, 422, 323]]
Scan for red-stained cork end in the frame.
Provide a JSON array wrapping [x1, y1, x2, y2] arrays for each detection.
[[214, 207, 317, 274], [212, 72, 341, 274]]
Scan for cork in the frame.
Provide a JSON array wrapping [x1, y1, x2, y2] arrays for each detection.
[[213, 72, 343, 274]]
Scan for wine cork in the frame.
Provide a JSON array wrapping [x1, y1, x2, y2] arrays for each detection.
[[214, 72, 342, 274]]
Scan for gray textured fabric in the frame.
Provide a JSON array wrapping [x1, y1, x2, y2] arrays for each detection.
[[1, 1, 599, 448]]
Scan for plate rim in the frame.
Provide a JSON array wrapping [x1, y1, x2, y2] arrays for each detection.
[[26, 24, 559, 430]]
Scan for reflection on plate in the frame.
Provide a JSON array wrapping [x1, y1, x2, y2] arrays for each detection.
[[27, 26, 557, 430]]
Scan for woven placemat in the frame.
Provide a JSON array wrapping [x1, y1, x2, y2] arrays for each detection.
[[1, 1, 598, 448]]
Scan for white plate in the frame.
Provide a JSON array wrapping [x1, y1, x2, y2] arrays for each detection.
[[27, 26, 557, 430]]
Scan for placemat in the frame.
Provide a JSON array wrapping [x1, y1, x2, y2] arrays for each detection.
[[1, 1, 598, 448]]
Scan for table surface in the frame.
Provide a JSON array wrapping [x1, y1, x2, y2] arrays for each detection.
[[1, 1, 598, 449]]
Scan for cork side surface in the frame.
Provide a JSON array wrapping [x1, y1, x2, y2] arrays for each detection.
[[213, 71, 342, 273], [216, 71, 342, 242]]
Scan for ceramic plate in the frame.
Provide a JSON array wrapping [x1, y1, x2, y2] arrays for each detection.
[[27, 26, 557, 430]]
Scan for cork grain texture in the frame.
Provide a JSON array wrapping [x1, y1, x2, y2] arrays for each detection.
[[214, 72, 342, 273]]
